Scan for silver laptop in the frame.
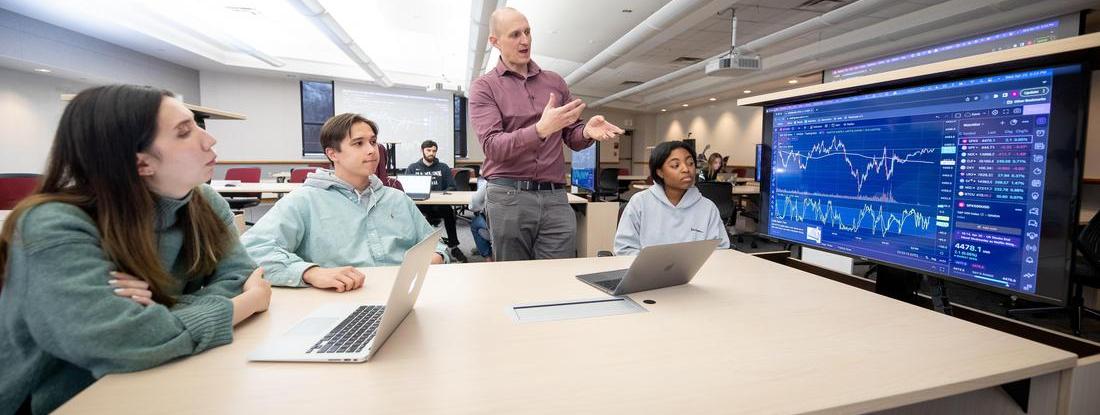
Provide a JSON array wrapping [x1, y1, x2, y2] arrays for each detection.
[[249, 229, 443, 362], [396, 175, 432, 201], [577, 239, 721, 296]]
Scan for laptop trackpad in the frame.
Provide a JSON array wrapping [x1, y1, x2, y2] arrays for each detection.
[[287, 317, 339, 336]]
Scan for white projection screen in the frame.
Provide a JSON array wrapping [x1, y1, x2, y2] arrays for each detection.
[[335, 82, 455, 168]]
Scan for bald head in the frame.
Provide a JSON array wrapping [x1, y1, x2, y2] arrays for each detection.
[[488, 7, 533, 73], [489, 7, 525, 37]]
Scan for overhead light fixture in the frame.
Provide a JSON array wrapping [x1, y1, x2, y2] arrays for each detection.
[[289, 0, 393, 87], [681, 104, 689, 107], [788, 79, 798, 84], [743, 90, 752, 94], [660, 109, 667, 112], [33, 68, 51, 73], [708, 97, 717, 101]]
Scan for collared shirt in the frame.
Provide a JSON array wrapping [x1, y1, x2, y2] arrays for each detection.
[[469, 59, 593, 184]]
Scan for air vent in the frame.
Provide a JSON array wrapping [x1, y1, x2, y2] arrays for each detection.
[[794, 0, 853, 13], [619, 80, 644, 86], [672, 56, 703, 64]]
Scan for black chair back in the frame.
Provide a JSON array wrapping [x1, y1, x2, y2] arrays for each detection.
[[695, 181, 735, 224], [453, 169, 472, 191], [1077, 210, 1100, 280], [598, 168, 619, 196]]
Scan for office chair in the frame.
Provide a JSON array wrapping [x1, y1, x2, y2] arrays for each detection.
[[452, 168, 474, 221], [0, 173, 41, 210], [695, 181, 735, 226], [1008, 210, 1100, 336], [223, 167, 262, 211], [596, 168, 625, 201], [290, 168, 317, 183], [452, 168, 472, 191]]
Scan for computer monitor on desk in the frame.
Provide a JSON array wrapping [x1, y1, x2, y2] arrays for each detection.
[[571, 141, 600, 198]]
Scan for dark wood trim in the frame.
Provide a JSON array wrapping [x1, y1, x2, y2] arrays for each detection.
[[1084, 178, 1100, 185], [751, 251, 791, 264]]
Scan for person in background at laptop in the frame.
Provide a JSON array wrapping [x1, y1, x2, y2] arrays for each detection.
[[0, 85, 271, 414], [406, 139, 466, 262], [614, 141, 730, 256], [243, 113, 449, 292], [700, 152, 726, 182]]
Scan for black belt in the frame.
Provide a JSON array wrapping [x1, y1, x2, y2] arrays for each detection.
[[488, 178, 565, 191]]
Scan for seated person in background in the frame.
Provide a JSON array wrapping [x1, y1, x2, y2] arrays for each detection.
[[614, 140, 730, 256], [468, 177, 493, 260], [242, 113, 448, 292], [700, 152, 725, 182], [406, 139, 466, 262], [0, 84, 271, 414]]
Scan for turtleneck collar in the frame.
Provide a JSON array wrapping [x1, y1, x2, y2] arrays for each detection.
[[153, 190, 193, 231]]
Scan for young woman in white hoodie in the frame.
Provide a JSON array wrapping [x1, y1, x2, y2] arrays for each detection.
[[613, 141, 731, 256]]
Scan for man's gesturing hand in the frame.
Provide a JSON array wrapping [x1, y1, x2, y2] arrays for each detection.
[[535, 93, 585, 139], [583, 115, 625, 141]]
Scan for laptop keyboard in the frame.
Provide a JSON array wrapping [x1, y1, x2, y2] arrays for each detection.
[[595, 278, 622, 292], [307, 305, 385, 354]]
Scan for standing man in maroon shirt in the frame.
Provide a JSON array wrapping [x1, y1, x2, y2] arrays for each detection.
[[469, 7, 624, 261]]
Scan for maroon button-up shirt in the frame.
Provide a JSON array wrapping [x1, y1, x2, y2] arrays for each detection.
[[469, 59, 593, 184]]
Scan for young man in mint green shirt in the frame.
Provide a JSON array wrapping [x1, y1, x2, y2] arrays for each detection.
[[242, 114, 448, 292]]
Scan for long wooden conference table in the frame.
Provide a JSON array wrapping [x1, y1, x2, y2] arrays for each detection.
[[58, 250, 1076, 414]]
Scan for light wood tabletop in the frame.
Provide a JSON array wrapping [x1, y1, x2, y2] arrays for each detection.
[[0, 210, 9, 227], [618, 175, 647, 181], [58, 250, 1076, 414], [211, 182, 302, 194]]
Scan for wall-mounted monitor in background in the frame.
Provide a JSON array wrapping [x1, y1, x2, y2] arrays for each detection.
[[825, 13, 1081, 82], [571, 141, 600, 194], [755, 143, 768, 183], [454, 95, 468, 158], [300, 80, 335, 158], [760, 62, 1089, 305]]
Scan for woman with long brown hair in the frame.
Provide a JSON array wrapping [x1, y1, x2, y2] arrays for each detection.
[[0, 84, 271, 414]]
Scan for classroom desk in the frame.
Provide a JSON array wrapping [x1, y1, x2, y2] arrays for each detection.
[[630, 184, 760, 196], [618, 174, 647, 182], [1082, 207, 1097, 226], [414, 191, 586, 206], [271, 172, 291, 183], [58, 250, 1076, 414], [212, 182, 302, 195], [414, 192, 611, 257]]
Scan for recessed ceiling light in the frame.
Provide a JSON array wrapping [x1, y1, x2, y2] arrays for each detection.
[[660, 109, 667, 112], [34, 68, 51, 73], [681, 104, 689, 107], [788, 79, 798, 84], [743, 90, 752, 94], [708, 97, 717, 101]]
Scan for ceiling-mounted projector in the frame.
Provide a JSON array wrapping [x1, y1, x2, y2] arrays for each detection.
[[705, 53, 762, 76], [426, 81, 462, 93], [704, 8, 762, 77]]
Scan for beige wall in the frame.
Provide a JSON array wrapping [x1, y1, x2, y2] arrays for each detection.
[[654, 100, 763, 168]]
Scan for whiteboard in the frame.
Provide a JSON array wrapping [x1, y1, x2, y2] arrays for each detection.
[[335, 82, 455, 169]]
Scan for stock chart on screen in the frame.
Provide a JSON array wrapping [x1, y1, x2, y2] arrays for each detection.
[[765, 66, 1070, 295]]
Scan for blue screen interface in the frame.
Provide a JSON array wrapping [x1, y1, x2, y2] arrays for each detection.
[[571, 144, 598, 192], [766, 66, 1069, 294]]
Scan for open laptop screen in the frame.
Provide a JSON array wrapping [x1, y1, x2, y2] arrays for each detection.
[[396, 175, 432, 195]]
